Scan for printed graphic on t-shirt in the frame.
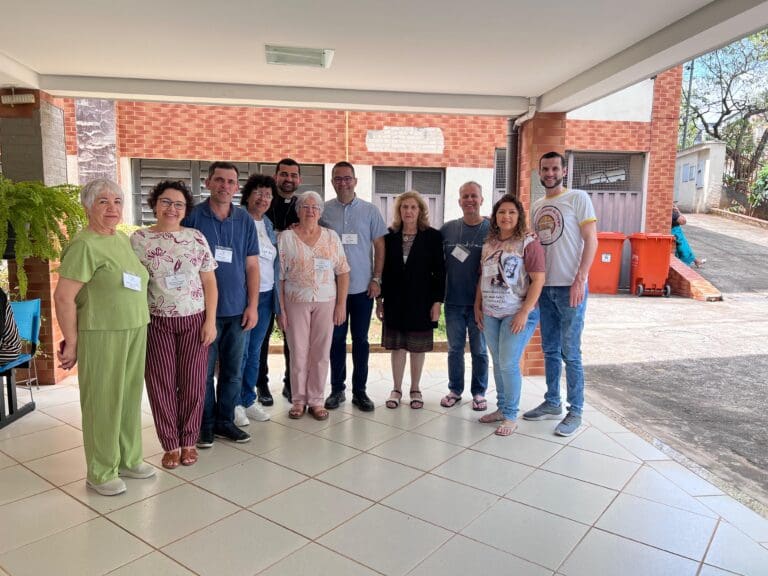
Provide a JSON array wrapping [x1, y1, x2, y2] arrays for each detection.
[[534, 205, 564, 246]]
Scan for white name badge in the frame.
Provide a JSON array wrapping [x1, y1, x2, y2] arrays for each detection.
[[451, 245, 470, 262], [123, 272, 142, 291], [341, 233, 358, 245], [314, 258, 332, 272], [165, 273, 186, 290], [214, 246, 233, 263], [482, 263, 498, 278]]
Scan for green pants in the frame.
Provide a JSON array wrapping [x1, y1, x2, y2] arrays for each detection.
[[78, 326, 147, 484]]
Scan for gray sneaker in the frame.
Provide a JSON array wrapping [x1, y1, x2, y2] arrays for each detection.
[[555, 412, 582, 437], [522, 401, 563, 421]]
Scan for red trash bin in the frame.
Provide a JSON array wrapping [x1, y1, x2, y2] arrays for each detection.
[[628, 233, 675, 296], [589, 232, 626, 294]]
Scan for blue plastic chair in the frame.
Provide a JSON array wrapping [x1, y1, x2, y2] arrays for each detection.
[[0, 298, 40, 428]]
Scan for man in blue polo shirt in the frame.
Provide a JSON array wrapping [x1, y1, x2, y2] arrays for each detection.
[[183, 161, 260, 446], [321, 161, 387, 412]]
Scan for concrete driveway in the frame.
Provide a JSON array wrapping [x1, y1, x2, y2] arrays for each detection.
[[582, 213, 768, 511]]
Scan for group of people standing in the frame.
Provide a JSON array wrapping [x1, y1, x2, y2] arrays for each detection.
[[52, 151, 596, 497], [440, 151, 597, 438]]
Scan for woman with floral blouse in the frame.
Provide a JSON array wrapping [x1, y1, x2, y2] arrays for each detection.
[[279, 191, 349, 421], [131, 181, 218, 469]]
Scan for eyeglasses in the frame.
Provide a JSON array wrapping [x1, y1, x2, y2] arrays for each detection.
[[332, 176, 355, 184], [252, 190, 272, 198], [300, 205, 321, 212], [158, 199, 187, 210]]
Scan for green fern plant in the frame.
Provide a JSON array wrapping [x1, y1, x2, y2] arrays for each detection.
[[0, 175, 86, 297]]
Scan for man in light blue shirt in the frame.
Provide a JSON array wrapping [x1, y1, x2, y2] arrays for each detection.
[[321, 162, 387, 412]]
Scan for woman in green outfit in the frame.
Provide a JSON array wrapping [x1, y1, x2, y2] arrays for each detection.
[[55, 179, 155, 496]]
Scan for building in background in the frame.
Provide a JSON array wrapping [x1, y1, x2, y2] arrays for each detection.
[[59, 69, 681, 238]]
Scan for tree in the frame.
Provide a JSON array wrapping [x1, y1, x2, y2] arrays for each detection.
[[681, 31, 768, 196]]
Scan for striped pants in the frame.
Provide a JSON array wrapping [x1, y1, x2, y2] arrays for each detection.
[[145, 312, 209, 451]]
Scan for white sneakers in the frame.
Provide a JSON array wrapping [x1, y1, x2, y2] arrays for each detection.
[[118, 462, 158, 479], [87, 462, 158, 496], [86, 477, 126, 496], [235, 404, 271, 427], [246, 403, 271, 422]]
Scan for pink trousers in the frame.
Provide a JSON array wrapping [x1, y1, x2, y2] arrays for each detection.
[[284, 300, 334, 407]]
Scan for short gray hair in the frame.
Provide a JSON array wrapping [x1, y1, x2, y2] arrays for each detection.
[[80, 179, 124, 209], [295, 190, 324, 216], [460, 181, 482, 194]]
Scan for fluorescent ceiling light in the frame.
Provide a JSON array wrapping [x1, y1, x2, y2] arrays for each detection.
[[1, 93, 35, 105], [265, 45, 334, 69]]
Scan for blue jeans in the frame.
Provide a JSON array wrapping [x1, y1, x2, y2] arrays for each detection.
[[201, 315, 246, 433], [239, 290, 275, 407], [538, 285, 588, 415], [445, 304, 488, 397], [484, 309, 539, 420], [330, 291, 374, 394]]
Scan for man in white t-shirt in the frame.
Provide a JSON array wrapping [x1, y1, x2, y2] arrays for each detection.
[[524, 151, 597, 436]]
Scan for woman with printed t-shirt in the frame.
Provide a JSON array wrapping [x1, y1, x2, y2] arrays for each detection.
[[131, 180, 218, 470], [279, 191, 349, 421], [474, 194, 545, 436], [234, 174, 281, 425], [55, 179, 155, 496]]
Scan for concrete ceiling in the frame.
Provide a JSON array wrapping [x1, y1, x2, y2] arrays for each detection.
[[1, 0, 768, 115]]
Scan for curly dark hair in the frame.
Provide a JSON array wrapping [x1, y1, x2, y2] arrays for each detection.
[[147, 180, 194, 212], [488, 194, 527, 241], [240, 174, 278, 207]]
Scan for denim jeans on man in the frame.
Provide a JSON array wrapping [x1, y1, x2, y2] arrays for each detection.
[[239, 290, 275, 407], [330, 291, 374, 394], [484, 308, 539, 420], [201, 315, 247, 434], [445, 304, 488, 397], [538, 285, 587, 414]]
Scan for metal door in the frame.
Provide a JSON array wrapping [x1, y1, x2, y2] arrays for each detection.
[[372, 168, 445, 228], [567, 152, 645, 289]]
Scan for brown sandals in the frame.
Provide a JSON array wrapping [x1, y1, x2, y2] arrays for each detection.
[[309, 406, 329, 421], [478, 410, 504, 424], [162, 450, 180, 469], [180, 447, 198, 466], [289, 404, 306, 419]]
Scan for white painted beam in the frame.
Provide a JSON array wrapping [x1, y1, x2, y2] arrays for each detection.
[[539, 0, 768, 112], [0, 52, 39, 89], [39, 76, 530, 116]]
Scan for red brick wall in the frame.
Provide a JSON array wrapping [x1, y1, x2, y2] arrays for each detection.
[[566, 120, 650, 151], [564, 66, 682, 233], [348, 112, 506, 168], [111, 104, 508, 169], [519, 113, 567, 207], [58, 98, 78, 155], [646, 66, 683, 233], [117, 103, 347, 163]]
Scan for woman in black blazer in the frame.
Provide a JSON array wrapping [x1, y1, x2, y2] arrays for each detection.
[[376, 191, 445, 409]]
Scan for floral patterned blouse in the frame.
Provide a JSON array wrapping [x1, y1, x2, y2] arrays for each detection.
[[279, 227, 350, 303], [131, 227, 217, 317]]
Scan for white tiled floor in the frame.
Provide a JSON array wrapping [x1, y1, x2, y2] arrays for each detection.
[[1, 353, 768, 576]]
